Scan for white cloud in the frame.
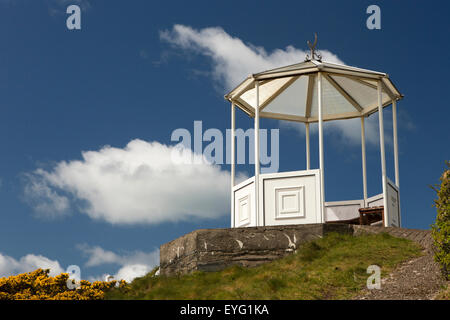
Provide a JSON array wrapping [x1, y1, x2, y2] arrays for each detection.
[[0, 247, 156, 283], [79, 245, 159, 283], [160, 24, 344, 91], [23, 175, 70, 218], [79, 245, 121, 267], [113, 264, 151, 283], [0, 252, 64, 278], [78, 244, 159, 268], [24, 139, 230, 225]]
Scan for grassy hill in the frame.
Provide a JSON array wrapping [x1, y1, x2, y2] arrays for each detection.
[[106, 232, 422, 300]]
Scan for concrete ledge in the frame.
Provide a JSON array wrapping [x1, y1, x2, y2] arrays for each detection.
[[160, 224, 353, 276], [159, 223, 432, 276]]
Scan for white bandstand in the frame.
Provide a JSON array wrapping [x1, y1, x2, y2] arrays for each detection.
[[225, 41, 403, 228]]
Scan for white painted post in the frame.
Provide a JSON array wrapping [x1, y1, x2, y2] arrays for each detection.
[[254, 81, 260, 226], [317, 72, 325, 222], [305, 122, 310, 170], [392, 100, 400, 187], [231, 102, 235, 228], [392, 100, 402, 227], [377, 81, 388, 226], [361, 117, 368, 207]]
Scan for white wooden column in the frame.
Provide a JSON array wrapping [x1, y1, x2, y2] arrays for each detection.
[[230, 102, 235, 227], [392, 99, 401, 227], [305, 122, 310, 170], [361, 117, 367, 207], [254, 81, 260, 226], [392, 100, 400, 187], [317, 72, 325, 222], [377, 81, 388, 226]]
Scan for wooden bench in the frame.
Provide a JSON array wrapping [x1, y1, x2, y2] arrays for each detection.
[[325, 217, 361, 225], [358, 206, 384, 226]]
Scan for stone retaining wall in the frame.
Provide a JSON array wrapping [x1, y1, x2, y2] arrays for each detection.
[[159, 223, 432, 276]]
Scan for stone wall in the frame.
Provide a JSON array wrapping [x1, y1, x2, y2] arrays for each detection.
[[160, 223, 432, 276], [160, 223, 353, 276]]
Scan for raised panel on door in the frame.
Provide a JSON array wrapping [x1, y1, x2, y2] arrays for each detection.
[[233, 180, 255, 227], [263, 173, 320, 226]]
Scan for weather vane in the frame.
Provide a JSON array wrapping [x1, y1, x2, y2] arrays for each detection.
[[305, 33, 322, 61]]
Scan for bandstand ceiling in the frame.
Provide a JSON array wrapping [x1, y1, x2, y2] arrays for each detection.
[[225, 60, 403, 123]]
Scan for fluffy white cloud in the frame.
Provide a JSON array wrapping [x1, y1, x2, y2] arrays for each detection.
[[78, 244, 159, 268], [0, 247, 157, 283], [24, 139, 230, 225], [79, 245, 121, 267], [160, 24, 344, 91], [79, 245, 159, 283], [23, 175, 70, 218], [112, 264, 151, 283], [0, 252, 64, 277]]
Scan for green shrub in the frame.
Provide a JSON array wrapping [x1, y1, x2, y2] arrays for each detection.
[[0, 269, 124, 300], [431, 161, 450, 279]]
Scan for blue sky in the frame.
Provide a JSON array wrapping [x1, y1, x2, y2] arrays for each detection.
[[0, 0, 449, 281]]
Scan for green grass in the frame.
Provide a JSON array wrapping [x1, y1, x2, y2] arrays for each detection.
[[106, 232, 422, 300]]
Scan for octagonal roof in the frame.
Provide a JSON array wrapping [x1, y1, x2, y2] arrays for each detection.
[[225, 59, 403, 123]]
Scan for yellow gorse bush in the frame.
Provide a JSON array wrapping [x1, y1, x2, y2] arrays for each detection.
[[0, 268, 127, 300]]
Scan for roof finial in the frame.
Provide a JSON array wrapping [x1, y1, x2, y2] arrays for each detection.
[[306, 33, 322, 62]]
